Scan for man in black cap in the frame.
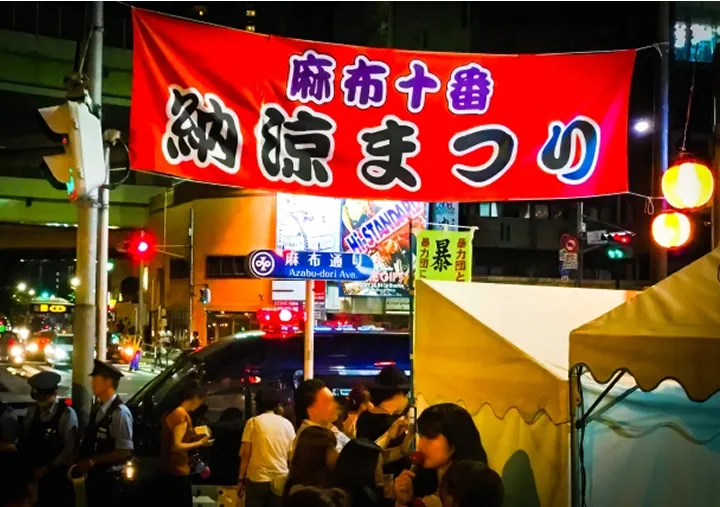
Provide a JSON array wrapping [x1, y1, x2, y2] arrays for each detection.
[[74, 360, 134, 507], [19, 371, 78, 507]]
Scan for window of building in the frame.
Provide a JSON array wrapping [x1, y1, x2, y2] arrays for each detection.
[[534, 204, 549, 220], [674, 21, 718, 63], [246, 9, 256, 17], [170, 259, 189, 279], [502, 202, 530, 218], [246, 24, 256, 32], [205, 256, 250, 279], [550, 203, 572, 220], [478, 202, 499, 218]]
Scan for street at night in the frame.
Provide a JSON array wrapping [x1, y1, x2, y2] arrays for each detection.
[[2, 2, 720, 507]]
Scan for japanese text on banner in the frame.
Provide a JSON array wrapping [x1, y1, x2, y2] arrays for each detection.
[[416, 229, 473, 282], [130, 9, 635, 202]]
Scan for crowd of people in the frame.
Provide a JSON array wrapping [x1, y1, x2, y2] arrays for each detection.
[[0, 363, 504, 507], [159, 364, 504, 507]]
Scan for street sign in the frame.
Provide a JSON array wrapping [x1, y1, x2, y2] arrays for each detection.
[[562, 252, 579, 270], [586, 230, 608, 245], [560, 233, 578, 253], [247, 250, 374, 281]]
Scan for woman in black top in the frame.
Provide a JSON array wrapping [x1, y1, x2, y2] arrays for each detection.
[[355, 366, 413, 477]]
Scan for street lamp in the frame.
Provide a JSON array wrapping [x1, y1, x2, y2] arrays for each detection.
[[633, 119, 651, 134], [16, 282, 27, 292], [71, 276, 81, 288], [28, 289, 36, 296]]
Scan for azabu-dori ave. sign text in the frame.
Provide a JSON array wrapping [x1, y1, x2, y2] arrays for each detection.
[[247, 250, 374, 281], [130, 9, 635, 203]]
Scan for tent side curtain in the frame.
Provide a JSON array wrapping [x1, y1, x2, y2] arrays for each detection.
[[414, 280, 569, 425], [569, 247, 720, 403]]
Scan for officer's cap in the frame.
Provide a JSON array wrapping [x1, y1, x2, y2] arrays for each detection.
[[90, 359, 124, 381], [27, 371, 62, 394]]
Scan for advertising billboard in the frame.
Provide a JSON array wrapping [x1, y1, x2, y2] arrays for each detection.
[[275, 193, 341, 302], [340, 200, 427, 297], [276, 193, 341, 252]]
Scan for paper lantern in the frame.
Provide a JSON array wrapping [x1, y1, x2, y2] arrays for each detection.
[[661, 160, 714, 209], [651, 211, 691, 249]]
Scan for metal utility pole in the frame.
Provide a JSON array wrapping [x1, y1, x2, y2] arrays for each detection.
[[138, 262, 145, 342], [650, 1, 670, 283], [712, 42, 720, 249], [575, 202, 584, 287], [97, 141, 109, 363], [188, 208, 195, 343], [72, 0, 102, 428]]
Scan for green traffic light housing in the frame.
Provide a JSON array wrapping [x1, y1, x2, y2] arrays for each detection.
[[604, 231, 634, 260]]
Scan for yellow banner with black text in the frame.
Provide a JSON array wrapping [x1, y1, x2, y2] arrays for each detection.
[[415, 229, 473, 282]]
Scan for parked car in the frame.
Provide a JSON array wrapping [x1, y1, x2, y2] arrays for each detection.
[[0, 331, 24, 363], [45, 333, 73, 368], [127, 329, 410, 486]]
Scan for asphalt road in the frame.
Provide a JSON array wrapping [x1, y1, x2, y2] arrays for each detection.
[[0, 361, 161, 403]]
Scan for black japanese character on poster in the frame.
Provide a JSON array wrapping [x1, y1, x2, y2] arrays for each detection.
[[162, 85, 242, 174], [537, 116, 600, 185], [431, 239, 452, 272], [357, 116, 421, 191], [449, 125, 518, 187], [255, 104, 336, 187]]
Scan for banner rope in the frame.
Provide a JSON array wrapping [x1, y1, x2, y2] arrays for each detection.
[[116, 3, 669, 56]]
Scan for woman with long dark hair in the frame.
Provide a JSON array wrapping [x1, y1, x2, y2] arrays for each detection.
[[283, 426, 338, 502], [332, 439, 393, 507], [393, 404, 488, 507], [159, 383, 211, 506]]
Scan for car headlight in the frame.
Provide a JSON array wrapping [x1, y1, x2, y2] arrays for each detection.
[[17, 328, 29, 340], [45, 345, 55, 356], [10, 345, 23, 357], [27, 342, 38, 353], [55, 348, 68, 359], [123, 346, 134, 357]]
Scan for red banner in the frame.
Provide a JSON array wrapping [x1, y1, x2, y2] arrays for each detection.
[[130, 9, 635, 202]]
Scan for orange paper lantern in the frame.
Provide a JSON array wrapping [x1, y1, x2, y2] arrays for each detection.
[[651, 211, 692, 249], [661, 160, 714, 209]]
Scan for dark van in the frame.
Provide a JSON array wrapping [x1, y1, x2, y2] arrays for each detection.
[[127, 329, 410, 485]]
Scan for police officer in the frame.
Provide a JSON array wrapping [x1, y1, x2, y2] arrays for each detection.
[[20, 371, 78, 507], [75, 360, 133, 507]]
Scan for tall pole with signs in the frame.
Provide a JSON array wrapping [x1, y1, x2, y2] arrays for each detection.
[[304, 280, 314, 380]]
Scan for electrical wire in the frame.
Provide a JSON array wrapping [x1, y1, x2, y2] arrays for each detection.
[[680, 46, 700, 153]]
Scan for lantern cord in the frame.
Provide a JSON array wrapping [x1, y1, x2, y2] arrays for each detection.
[[680, 46, 700, 153]]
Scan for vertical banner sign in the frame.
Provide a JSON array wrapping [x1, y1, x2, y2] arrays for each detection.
[[130, 9, 635, 203], [416, 229, 473, 282], [341, 200, 426, 297]]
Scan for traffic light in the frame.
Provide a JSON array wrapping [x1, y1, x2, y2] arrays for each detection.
[[200, 287, 212, 305], [37, 101, 105, 201], [124, 230, 157, 264], [604, 232, 634, 260]]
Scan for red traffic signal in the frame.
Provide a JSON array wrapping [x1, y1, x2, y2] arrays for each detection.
[[126, 230, 156, 264]]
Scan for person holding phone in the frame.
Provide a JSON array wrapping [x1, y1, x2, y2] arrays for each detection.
[[160, 383, 212, 507], [356, 365, 414, 477]]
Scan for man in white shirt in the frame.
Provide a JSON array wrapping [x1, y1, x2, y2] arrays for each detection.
[[291, 379, 349, 456], [239, 389, 296, 507]]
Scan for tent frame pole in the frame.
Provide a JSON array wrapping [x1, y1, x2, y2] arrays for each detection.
[[571, 368, 637, 507], [569, 366, 583, 507]]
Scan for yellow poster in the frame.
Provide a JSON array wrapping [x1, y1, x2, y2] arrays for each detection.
[[416, 229, 473, 282]]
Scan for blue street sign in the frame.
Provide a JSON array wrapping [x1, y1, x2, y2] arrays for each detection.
[[247, 250, 374, 281]]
